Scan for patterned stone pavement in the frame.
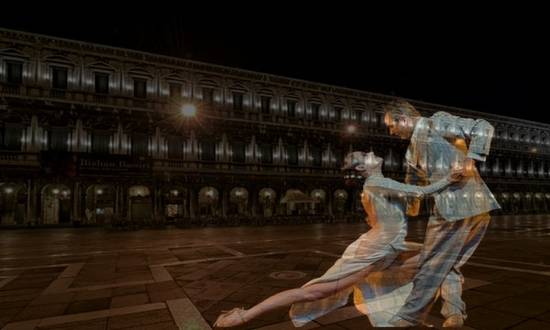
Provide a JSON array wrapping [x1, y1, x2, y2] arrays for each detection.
[[2, 214, 550, 329]]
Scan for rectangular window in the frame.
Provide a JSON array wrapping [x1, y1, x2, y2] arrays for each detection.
[[131, 134, 149, 157], [260, 143, 273, 164], [311, 146, 322, 167], [169, 83, 182, 98], [133, 78, 147, 99], [1, 125, 22, 151], [287, 100, 296, 118], [311, 103, 320, 121], [353, 110, 361, 122], [48, 128, 70, 152], [203, 87, 214, 105], [92, 132, 110, 154], [233, 92, 243, 111], [335, 149, 345, 167], [261, 96, 271, 114], [52, 66, 68, 89], [287, 144, 298, 165], [232, 141, 245, 163], [377, 112, 384, 126], [167, 136, 184, 159], [6, 61, 23, 85], [95, 73, 109, 94], [200, 140, 216, 161], [334, 107, 342, 121]]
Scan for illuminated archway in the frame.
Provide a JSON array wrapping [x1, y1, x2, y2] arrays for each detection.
[[85, 185, 115, 224], [0, 183, 26, 225], [128, 185, 152, 223], [41, 184, 71, 224]]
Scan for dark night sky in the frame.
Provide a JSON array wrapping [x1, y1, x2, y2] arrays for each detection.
[[1, 9, 545, 123]]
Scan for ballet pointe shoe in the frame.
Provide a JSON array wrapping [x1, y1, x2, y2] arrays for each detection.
[[214, 307, 247, 327]]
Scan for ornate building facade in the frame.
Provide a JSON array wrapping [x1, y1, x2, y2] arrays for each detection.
[[1, 28, 548, 227]]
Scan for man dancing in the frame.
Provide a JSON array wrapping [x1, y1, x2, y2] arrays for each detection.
[[384, 100, 500, 327]]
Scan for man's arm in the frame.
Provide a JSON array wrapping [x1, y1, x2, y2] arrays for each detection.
[[434, 112, 495, 178], [404, 165, 427, 216], [435, 112, 495, 162], [457, 116, 495, 178], [460, 117, 495, 162]]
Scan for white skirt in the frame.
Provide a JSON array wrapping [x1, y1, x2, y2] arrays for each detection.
[[289, 237, 420, 327]]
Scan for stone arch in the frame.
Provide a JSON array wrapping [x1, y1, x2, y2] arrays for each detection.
[[198, 186, 220, 217], [310, 189, 327, 215], [229, 187, 249, 216], [0, 183, 26, 225], [258, 188, 276, 217], [128, 185, 152, 224], [161, 186, 189, 221], [84, 184, 115, 225], [41, 184, 71, 224], [333, 189, 349, 215]]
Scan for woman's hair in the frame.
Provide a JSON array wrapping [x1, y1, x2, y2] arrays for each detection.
[[383, 99, 421, 119], [342, 151, 383, 171]]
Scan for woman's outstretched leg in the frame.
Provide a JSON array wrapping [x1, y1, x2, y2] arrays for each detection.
[[214, 265, 374, 327]]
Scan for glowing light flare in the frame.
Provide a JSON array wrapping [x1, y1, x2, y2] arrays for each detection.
[[181, 103, 197, 117]]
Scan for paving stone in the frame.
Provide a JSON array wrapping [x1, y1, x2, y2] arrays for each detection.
[[14, 303, 68, 321], [465, 307, 526, 329], [66, 297, 111, 314], [107, 309, 173, 329], [110, 293, 149, 308], [508, 319, 550, 330], [112, 284, 146, 297], [2, 217, 550, 329], [334, 316, 373, 329], [74, 289, 113, 301], [30, 292, 76, 306], [37, 318, 108, 330]]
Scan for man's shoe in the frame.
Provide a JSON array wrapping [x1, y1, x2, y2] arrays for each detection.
[[442, 314, 464, 327], [421, 321, 435, 327], [389, 318, 417, 327]]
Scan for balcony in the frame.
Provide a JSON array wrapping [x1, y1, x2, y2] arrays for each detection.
[[0, 83, 21, 95], [0, 151, 40, 168], [49, 89, 66, 98], [0, 82, 167, 112], [4, 83, 536, 150], [3, 149, 546, 185], [152, 159, 342, 177], [1, 151, 344, 178], [0, 82, 390, 136]]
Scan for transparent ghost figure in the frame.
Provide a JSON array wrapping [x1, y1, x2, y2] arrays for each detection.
[[290, 151, 454, 327], [215, 105, 502, 328]]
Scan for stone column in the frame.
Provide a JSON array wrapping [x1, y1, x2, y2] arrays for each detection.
[[31, 181, 39, 225], [152, 183, 158, 217], [189, 188, 196, 220], [221, 187, 228, 217], [128, 196, 133, 222], [26, 179, 33, 225], [114, 185, 120, 217], [251, 187, 257, 217], [72, 182, 81, 223], [327, 187, 333, 216]]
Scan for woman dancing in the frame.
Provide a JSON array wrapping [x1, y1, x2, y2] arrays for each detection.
[[214, 151, 459, 327]]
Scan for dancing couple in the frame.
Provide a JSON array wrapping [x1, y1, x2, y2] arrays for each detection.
[[215, 100, 499, 327]]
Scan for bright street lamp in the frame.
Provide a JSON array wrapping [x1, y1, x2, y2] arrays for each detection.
[[181, 103, 197, 118]]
